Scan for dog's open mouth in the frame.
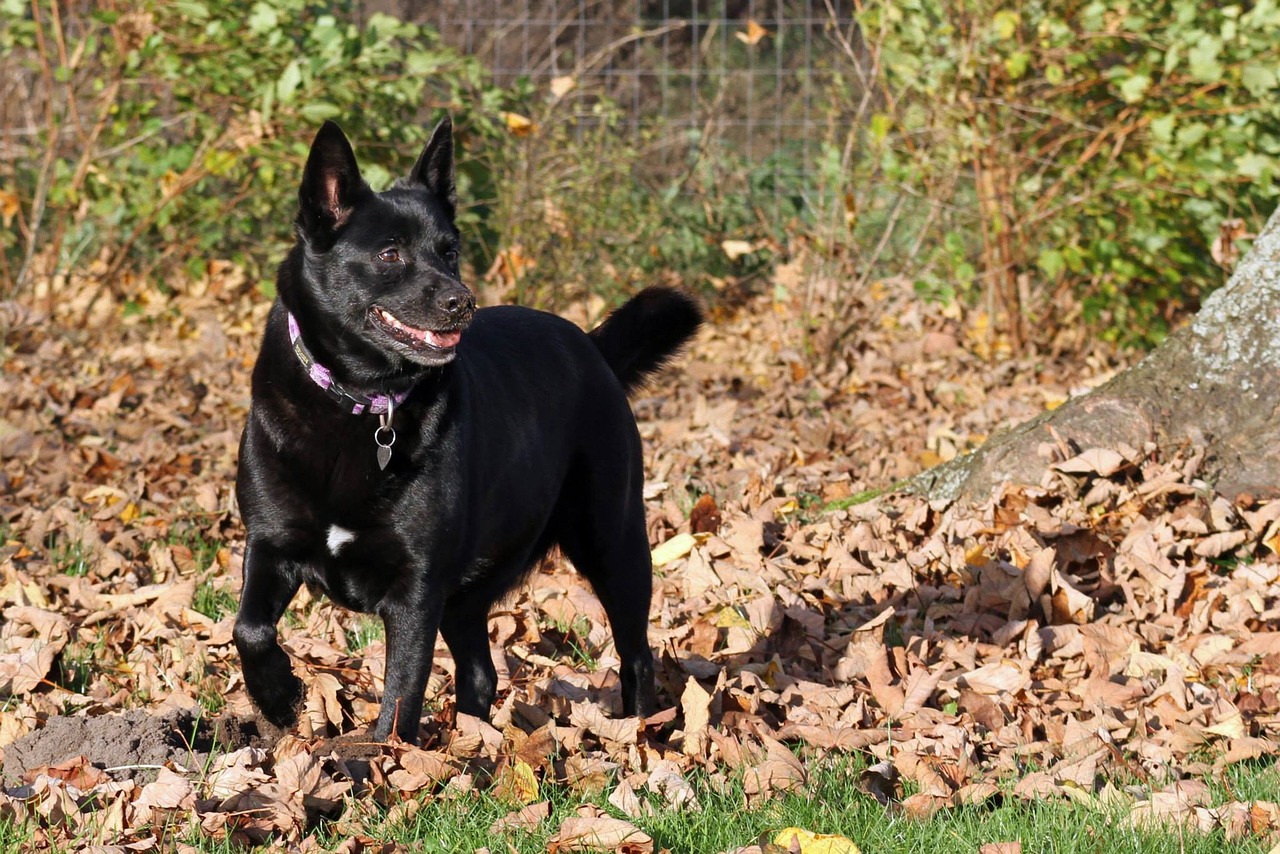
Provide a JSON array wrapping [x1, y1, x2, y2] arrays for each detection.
[[371, 306, 463, 352]]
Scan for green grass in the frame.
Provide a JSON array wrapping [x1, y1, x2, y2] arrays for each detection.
[[0, 820, 29, 854], [45, 534, 91, 577], [343, 757, 1280, 854], [193, 578, 237, 622], [544, 615, 599, 672], [3, 757, 1278, 852], [171, 522, 236, 622], [345, 615, 386, 653], [170, 522, 223, 573]]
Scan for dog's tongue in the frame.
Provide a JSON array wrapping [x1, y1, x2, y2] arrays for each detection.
[[424, 329, 462, 349]]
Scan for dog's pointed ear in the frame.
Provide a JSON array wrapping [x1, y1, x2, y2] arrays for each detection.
[[298, 121, 367, 242], [408, 116, 456, 218]]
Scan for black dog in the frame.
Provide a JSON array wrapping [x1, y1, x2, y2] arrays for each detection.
[[233, 118, 701, 743]]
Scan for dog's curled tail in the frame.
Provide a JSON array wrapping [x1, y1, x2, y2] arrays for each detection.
[[589, 286, 703, 395]]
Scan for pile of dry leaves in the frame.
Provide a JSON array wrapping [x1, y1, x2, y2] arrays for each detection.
[[1, 262, 1278, 851]]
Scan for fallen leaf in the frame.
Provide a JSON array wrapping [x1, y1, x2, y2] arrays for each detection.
[[773, 826, 861, 853], [489, 799, 551, 834], [652, 532, 699, 567], [547, 814, 654, 853], [492, 758, 540, 805]]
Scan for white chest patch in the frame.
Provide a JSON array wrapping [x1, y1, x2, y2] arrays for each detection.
[[326, 525, 356, 556]]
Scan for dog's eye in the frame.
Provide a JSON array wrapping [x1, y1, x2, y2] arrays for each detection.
[[443, 248, 459, 265], [376, 248, 401, 264]]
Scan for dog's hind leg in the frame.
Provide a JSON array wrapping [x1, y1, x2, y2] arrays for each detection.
[[440, 597, 499, 719], [556, 493, 657, 718], [373, 594, 446, 743]]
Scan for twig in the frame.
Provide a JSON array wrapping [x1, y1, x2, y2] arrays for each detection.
[[103, 763, 192, 774], [16, 0, 62, 296]]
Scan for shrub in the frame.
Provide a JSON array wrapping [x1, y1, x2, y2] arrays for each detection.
[[0, 0, 506, 300], [481, 94, 782, 313], [823, 0, 1280, 349]]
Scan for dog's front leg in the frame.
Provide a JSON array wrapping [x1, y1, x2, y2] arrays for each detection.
[[372, 593, 445, 743], [234, 540, 305, 728]]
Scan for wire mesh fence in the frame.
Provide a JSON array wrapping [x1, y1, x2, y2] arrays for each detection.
[[384, 0, 862, 215]]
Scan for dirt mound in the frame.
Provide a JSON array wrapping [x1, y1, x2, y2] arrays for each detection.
[[1, 709, 265, 785]]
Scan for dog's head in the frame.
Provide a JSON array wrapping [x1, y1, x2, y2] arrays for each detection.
[[287, 118, 475, 371]]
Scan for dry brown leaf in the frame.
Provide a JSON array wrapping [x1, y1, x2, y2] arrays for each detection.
[[743, 736, 806, 805], [901, 792, 949, 819], [858, 759, 899, 807], [547, 814, 654, 853], [0, 607, 70, 695], [1054, 447, 1129, 477], [489, 799, 551, 834], [1194, 529, 1251, 557], [680, 675, 713, 757], [956, 660, 1029, 696], [690, 493, 723, 535], [607, 778, 653, 818], [132, 766, 193, 823], [569, 702, 639, 748], [492, 758, 540, 805], [647, 760, 700, 811]]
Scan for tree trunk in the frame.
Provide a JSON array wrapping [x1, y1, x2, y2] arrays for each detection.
[[914, 208, 1280, 505]]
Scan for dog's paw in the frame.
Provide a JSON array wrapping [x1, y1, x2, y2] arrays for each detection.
[[245, 657, 305, 728], [253, 672, 305, 727]]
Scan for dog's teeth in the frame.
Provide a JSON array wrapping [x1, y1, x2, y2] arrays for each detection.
[[377, 306, 457, 349]]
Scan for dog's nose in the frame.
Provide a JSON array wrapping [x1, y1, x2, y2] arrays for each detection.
[[436, 286, 475, 322]]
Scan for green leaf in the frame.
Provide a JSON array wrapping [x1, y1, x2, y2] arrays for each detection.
[[170, 0, 209, 19], [1037, 249, 1065, 280], [1243, 64, 1276, 96], [869, 113, 893, 143], [1188, 35, 1224, 81], [1236, 152, 1273, 179], [1119, 74, 1151, 103], [362, 164, 393, 191], [276, 60, 303, 104], [992, 10, 1019, 40], [246, 2, 278, 35], [203, 149, 236, 177], [405, 51, 446, 75], [366, 12, 409, 38], [1005, 51, 1030, 80], [299, 101, 342, 123]]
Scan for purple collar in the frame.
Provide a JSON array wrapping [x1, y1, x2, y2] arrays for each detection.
[[287, 312, 410, 415]]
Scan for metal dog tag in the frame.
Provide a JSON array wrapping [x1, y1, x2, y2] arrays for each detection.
[[375, 400, 396, 471]]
